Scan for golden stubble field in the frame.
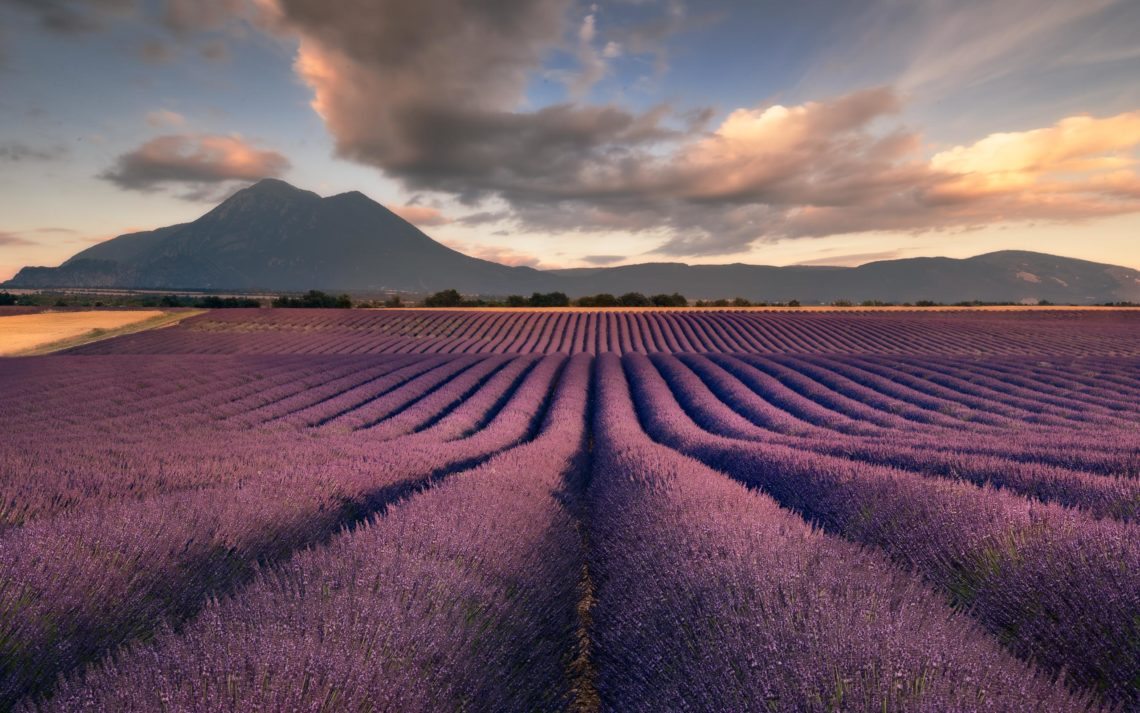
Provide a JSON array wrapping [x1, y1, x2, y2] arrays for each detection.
[[0, 310, 194, 355]]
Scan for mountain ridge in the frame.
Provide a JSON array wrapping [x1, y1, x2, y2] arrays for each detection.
[[6, 179, 1140, 304]]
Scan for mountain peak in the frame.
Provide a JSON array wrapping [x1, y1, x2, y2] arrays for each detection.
[[244, 178, 310, 195], [225, 176, 319, 201], [201, 179, 320, 222]]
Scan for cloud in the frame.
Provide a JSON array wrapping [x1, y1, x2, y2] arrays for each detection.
[[199, 38, 230, 62], [457, 211, 512, 226], [100, 134, 290, 194], [799, 0, 1127, 98], [267, 0, 677, 196], [0, 231, 36, 247], [561, 6, 609, 97], [724, 107, 1140, 250], [894, 0, 1119, 93], [138, 39, 175, 63], [260, 0, 1140, 258], [0, 141, 69, 162], [2, 0, 135, 34], [928, 112, 1140, 196], [389, 204, 451, 227], [582, 254, 625, 265], [793, 250, 905, 267], [145, 109, 187, 128], [609, 0, 711, 76], [441, 240, 555, 269], [160, 0, 247, 35]]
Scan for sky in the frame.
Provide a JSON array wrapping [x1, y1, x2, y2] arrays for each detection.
[[1, 0, 1139, 280]]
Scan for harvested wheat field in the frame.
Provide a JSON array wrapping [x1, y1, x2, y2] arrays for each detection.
[[0, 310, 168, 355]]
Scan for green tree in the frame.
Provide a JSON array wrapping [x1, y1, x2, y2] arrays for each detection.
[[424, 289, 463, 307], [528, 292, 570, 307], [273, 290, 352, 308], [651, 293, 688, 307], [618, 292, 651, 307]]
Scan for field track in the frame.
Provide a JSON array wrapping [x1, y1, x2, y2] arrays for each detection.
[[3, 308, 1139, 711]]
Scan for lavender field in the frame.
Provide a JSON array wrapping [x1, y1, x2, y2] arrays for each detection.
[[3, 309, 1140, 712]]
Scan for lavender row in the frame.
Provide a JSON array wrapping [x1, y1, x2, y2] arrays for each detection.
[[699, 354, 1140, 476], [663, 355, 1140, 519], [69, 308, 1140, 356], [871, 357, 1140, 427], [588, 354, 1090, 711], [0, 355, 567, 706], [26, 355, 594, 713], [0, 356, 445, 527], [623, 353, 1140, 707]]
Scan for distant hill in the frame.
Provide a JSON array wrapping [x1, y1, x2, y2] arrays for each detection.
[[7, 178, 1140, 304], [546, 252, 1140, 304]]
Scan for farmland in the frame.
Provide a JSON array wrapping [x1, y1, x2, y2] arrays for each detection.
[[2, 308, 1139, 711], [0, 310, 173, 355]]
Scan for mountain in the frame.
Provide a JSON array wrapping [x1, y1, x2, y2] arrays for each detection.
[[6, 179, 1140, 304], [546, 252, 1140, 304], [5, 179, 552, 294]]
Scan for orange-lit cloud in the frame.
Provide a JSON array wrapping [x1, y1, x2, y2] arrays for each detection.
[[100, 134, 290, 193], [389, 204, 451, 227], [0, 231, 36, 247], [927, 111, 1140, 203], [145, 109, 187, 128], [441, 240, 556, 270]]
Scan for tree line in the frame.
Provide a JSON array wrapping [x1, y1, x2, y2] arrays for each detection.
[[0, 290, 1110, 310], [422, 290, 690, 308]]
